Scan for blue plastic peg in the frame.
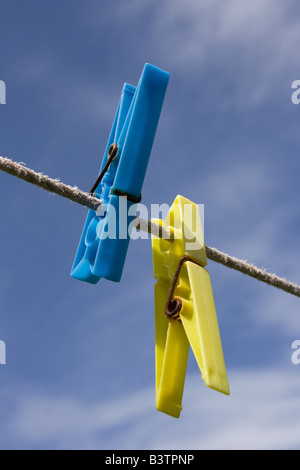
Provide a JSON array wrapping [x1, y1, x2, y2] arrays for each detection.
[[71, 63, 169, 283]]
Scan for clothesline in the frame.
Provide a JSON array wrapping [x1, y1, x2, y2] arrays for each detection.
[[0, 154, 299, 298]]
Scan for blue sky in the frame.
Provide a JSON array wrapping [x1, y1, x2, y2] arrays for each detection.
[[0, 0, 300, 450]]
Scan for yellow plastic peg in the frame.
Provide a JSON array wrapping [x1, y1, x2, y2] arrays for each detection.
[[152, 195, 229, 418]]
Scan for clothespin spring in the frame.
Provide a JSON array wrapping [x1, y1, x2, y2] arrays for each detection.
[[89, 143, 142, 203], [165, 256, 203, 321], [89, 143, 118, 195]]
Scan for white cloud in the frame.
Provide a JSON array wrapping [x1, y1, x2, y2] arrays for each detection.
[[1, 0, 300, 452], [149, 0, 300, 109], [3, 366, 300, 450]]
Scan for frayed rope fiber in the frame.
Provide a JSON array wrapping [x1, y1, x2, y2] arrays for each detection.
[[0, 155, 299, 298], [0, 156, 100, 210]]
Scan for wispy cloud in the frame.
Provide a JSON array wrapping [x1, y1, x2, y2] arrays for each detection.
[[1, 0, 300, 451], [2, 366, 300, 450], [117, 0, 300, 110]]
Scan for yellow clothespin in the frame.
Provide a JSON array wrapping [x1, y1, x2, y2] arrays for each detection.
[[151, 195, 229, 418]]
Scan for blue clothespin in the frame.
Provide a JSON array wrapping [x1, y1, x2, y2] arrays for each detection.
[[71, 63, 170, 283]]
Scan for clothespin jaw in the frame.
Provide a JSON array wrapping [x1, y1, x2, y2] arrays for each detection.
[[71, 63, 170, 283], [152, 195, 229, 418]]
